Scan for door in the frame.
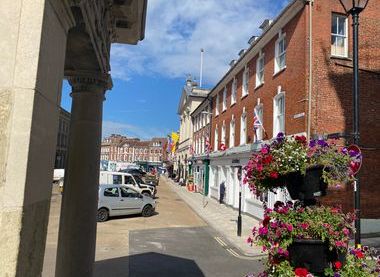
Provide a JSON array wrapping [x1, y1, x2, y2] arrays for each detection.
[[102, 187, 123, 216], [119, 187, 143, 214]]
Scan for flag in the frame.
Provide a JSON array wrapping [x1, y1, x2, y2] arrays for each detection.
[[171, 132, 180, 153], [253, 108, 268, 140], [220, 143, 226, 151], [190, 144, 194, 155], [253, 108, 263, 130], [205, 137, 211, 153]]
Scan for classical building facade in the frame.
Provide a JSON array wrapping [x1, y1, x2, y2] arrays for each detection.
[[0, 1, 147, 276], [207, 0, 379, 230], [100, 134, 166, 163], [54, 108, 71, 169], [176, 76, 209, 181]]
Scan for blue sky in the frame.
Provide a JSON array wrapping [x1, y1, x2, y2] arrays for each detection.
[[61, 0, 288, 139]]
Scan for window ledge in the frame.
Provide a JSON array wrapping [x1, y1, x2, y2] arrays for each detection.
[[254, 83, 264, 90], [330, 55, 352, 61], [222, 109, 227, 113], [241, 93, 249, 100], [230, 102, 236, 107], [273, 66, 287, 77]]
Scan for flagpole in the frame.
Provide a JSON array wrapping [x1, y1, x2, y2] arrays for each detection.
[[200, 48, 204, 88]]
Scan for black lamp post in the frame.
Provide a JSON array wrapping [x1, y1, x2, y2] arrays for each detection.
[[237, 167, 242, 237], [338, 0, 369, 246]]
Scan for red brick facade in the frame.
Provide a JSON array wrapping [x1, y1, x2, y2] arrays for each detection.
[[209, 0, 380, 218]]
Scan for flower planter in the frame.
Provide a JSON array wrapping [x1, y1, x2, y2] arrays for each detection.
[[285, 166, 328, 202], [288, 239, 342, 276]]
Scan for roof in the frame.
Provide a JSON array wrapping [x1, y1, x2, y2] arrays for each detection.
[[207, 0, 304, 98]]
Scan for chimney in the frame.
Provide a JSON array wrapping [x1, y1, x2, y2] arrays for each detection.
[[259, 19, 273, 33], [248, 35, 258, 45]]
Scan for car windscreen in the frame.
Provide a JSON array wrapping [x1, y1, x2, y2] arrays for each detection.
[[134, 175, 145, 184]]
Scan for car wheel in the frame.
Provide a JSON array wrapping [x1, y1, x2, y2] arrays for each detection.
[[142, 205, 153, 217], [142, 191, 151, 197], [97, 208, 109, 222]]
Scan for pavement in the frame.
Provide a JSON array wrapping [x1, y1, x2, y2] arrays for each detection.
[[165, 176, 380, 256], [43, 176, 263, 277], [164, 176, 263, 257]]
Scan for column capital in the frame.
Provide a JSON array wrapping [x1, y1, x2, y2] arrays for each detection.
[[66, 71, 113, 93]]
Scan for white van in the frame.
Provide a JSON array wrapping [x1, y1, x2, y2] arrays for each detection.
[[99, 171, 156, 196]]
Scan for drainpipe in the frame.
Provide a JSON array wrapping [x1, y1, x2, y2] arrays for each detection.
[[306, 0, 314, 141]]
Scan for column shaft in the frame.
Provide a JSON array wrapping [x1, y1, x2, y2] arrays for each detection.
[[55, 75, 107, 277]]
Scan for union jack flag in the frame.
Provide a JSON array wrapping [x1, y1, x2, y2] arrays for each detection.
[[253, 108, 262, 130], [205, 137, 211, 153]]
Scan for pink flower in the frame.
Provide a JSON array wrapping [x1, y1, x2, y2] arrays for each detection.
[[286, 224, 293, 232], [300, 223, 309, 230], [261, 147, 269, 154], [335, 241, 346, 248], [342, 228, 350, 236], [258, 227, 268, 236]]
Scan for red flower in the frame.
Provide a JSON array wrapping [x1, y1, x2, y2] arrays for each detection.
[[334, 261, 342, 270], [294, 267, 309, 277], [262, 216, 270, 226], [295, 135, 307, 144], [355, 250, 364, 259], [269, 171, 279, 179]]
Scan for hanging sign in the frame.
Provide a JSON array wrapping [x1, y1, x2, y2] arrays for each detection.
[[347, 144, 362, 175]]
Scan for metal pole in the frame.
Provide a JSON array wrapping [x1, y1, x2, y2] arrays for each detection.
[[352, 11, 361, 246], [237, 167, 242, 236]]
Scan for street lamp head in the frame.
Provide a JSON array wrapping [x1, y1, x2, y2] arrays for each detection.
[[338, 0, 370, 14]]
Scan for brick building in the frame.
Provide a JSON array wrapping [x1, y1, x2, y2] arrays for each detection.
[[100, 134, 166, 164], [54, 107, 70, 169], [206, 0, 379, 232]]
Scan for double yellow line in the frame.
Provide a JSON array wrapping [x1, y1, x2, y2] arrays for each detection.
[[214, 236, 240, 257]]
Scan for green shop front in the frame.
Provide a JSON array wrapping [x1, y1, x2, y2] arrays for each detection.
[[191, 155, 210, 195]]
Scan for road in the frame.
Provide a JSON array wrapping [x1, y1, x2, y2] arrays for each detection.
[[43, 177, 263, 277]]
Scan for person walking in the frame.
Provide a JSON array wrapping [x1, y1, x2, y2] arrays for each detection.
[[219, 181, 226, 204]]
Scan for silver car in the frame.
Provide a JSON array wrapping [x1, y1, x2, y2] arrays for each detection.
[[97, 184, 156, 222]]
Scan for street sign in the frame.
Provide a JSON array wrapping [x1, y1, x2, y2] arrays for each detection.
[[347, 144, 362, 175]]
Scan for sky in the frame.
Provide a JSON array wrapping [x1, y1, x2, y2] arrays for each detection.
[[61, 0, 289, 140]]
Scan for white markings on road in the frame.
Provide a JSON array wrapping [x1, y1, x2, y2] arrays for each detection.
[[214, 236, 227, 247], [214, 237, 240, 257], [226, 248, 240, 257]]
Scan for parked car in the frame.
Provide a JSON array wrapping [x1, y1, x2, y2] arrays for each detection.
[[144, 173, 159, 186], [97, 184, 156, 222], [120, 168, 146, 178], [99, 171, 156, 196]]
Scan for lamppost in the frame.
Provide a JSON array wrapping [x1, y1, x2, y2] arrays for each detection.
[[338, 0, 369, 246], [237, 167, 242, 237]]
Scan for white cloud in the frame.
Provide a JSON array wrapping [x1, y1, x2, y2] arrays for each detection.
[[102, 120, 170, 139], [110, 0, 289, 84]]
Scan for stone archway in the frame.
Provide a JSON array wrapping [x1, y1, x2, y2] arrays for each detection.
[[0, 0, 147, 276]]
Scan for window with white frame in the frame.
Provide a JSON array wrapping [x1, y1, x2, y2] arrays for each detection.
[[214, 125, 218, 151], [331, 13, 348, 57], [275, 32, 286, 73], [201, 136, 205, 153], [242, 66, 249, 97], [229, 116, 235, 148], [240, 109, 247, 145], [256, 52, 265, 87], [221, 122, 226, 147], [254, 105, 264, 141], [222, 87, 227, 111], [231, 78, 237, 105], [273, 93, 285, 136], [215, 93, 219, 116]]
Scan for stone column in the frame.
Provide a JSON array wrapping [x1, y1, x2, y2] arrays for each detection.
[[0, 0, 74, 276], [55, 73, 110, 277]]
